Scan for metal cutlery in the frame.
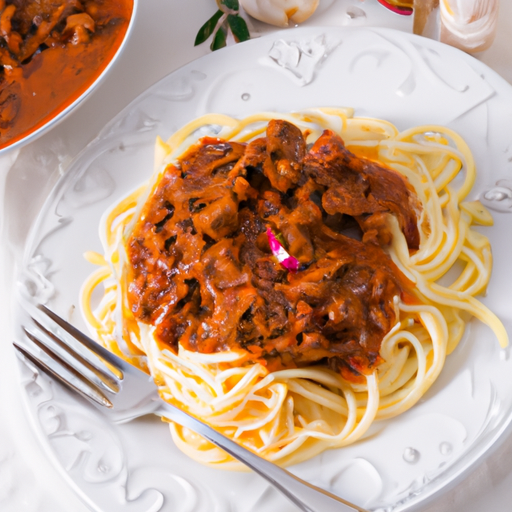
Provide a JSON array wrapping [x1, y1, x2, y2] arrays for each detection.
[[14, 303, 368, 512]]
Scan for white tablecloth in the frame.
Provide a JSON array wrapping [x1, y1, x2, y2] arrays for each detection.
[[1, 1, 511, 511]]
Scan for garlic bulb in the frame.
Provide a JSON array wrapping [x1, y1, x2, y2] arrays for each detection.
[[239, 0, 319, 27], [440, 0, 499, 52]]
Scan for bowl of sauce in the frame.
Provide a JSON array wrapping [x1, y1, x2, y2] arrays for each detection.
[[0, 0, 136, 153]]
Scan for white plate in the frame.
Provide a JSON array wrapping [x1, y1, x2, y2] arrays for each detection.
[[15, 27, 512, 512]]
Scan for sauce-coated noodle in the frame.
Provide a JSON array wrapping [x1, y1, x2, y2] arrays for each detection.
[[82, 108, 507, 468]]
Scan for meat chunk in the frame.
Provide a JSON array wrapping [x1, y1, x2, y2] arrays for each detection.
[[304, 130, 420, 249], [231, 119, 306, 193]]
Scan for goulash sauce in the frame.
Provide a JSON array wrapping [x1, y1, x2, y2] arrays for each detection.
[[127, 120, 420, 379], [0, 0, 133, 149]]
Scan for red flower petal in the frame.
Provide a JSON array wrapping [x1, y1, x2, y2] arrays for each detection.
[[267, 227, 300, 273], [377, 0, 413, 16]]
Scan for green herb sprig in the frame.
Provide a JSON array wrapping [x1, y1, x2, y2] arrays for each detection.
[[195, 0, 250, 51]]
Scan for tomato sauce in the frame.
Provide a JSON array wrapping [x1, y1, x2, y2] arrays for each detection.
[[126, 120, 421, 377], [0, 0, 133, 149]]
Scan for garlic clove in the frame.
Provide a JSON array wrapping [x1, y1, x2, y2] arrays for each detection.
[[239, 0, 319, 28]]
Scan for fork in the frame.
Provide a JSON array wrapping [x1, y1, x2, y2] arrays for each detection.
[[14, 303, 369, 512]]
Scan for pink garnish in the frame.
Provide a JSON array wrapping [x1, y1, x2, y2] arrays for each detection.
[[266, 227, 300, 273]]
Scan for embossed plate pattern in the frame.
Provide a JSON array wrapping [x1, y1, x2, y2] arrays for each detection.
[[16, 27, 512, 512]]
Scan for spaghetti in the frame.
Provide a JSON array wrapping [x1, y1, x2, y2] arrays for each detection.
[[81, 108, 507, 468]]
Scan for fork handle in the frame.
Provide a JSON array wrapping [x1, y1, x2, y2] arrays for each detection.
[[155, 401, 368, 512]]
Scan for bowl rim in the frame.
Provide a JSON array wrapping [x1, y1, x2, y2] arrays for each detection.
[[0, 0, 140, 156]]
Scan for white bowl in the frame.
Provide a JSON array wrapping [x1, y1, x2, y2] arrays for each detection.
[[0, 0, 138, 155]]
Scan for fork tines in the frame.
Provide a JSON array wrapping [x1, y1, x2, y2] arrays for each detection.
[[13, 340, 114, 408], [13, 304, 123, 408]]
